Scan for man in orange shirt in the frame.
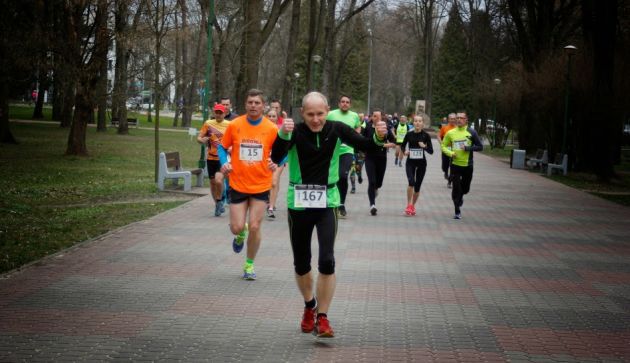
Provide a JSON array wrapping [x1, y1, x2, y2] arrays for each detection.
[[197, 103, 231, 217], [219, 89, 279, 280], [438, 113, 457, 188]]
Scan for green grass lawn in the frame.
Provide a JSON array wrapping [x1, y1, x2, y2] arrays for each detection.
[[8, 104, 206, 130], [0, 120, 208, 274], [479, 141, 516, 158]]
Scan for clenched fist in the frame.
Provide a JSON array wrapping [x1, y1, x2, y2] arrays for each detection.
[[281, 118, 294, 134], [375, 120, 387, 139]]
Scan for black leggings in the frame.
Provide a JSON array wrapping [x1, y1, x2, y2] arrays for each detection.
[[406, 162, 427, 193], [441, 153, 451, 175], [288, 208, 338, 276], [450, 165, 473, 208], [337, 153, 354, 204], [365, 156, 387, 205]]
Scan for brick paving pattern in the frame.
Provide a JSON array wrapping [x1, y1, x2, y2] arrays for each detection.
[[1, 140, 629, 362]]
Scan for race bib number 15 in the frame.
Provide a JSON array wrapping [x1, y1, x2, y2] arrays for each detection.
[[239, 143, 263, 162], [294, 185, 326, 208]]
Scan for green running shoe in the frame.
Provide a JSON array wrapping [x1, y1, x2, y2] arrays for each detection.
[[242, 262, 256, 280], [232, 223, 248, 253]]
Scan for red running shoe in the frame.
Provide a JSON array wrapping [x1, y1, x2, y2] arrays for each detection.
[[314, 315, 335, 337], [410, 205, 416, 216], [301, 307, 316, 333], [405, 204, 413, 216]]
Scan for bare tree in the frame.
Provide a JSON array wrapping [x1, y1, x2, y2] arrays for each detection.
[[96, 0, 110, 131], [65, 0, 109, 156], [281, 0, 302, 116], [505, 0, 580, 151], [144, 0, 177, 179], [234, 0, 290, 108], [320, 0, 376, 100], [112, 0, 144, 135], [212, 4, 241, 107]]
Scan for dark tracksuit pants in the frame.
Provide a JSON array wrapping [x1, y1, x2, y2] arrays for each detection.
[[450, 164, 473, 211], [337, 153, 354, 205], [441, 153, 451, 176], [365, 155, 387, 206]]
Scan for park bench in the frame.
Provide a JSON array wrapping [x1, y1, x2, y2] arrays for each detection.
[[157, 151, 203, 192], [111, 117, 138, 127], [547, 153, 568, 176], [527, 149, 548, 171]]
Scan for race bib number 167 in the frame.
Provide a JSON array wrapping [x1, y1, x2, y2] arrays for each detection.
[[294, 185, 326, 208]]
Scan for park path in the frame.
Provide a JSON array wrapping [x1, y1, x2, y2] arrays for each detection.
[[1, 140, 629, 362]]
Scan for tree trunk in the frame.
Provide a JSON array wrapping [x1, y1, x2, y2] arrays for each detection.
[[113, 0, 130, 134], [60, 79, 75, 128], [281, 0, 302, 116], [423, 0, 435, 120], [321, 0, 336, 95], [153, 1, 162, 182], [65, 0, 108, 155], [179, 0, 193, 127], [581, 0, 617, 180], [52, 70, 63, 121], [66, 80, 90, 156], [32, 71, 48, 119], [0, 82, 17, 144], [305, 0, 325, 92], [32, 0, 48, 120], [173, 9, 181, 127], [96, 0, 109, 132], [236, 0, 263, 109]]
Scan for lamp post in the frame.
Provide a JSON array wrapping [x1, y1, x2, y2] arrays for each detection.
[[492, 78, 501, 148], [367, 28, 373, 115], [292, 72, 300, 116], [562, 45, 577, 155], [311, 55, 321, 90]]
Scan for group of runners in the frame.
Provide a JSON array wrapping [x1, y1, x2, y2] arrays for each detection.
[[196, 89, 481, 338]]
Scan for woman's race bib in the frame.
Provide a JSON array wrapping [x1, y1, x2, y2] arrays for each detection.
[[409, 148, 424, 159]]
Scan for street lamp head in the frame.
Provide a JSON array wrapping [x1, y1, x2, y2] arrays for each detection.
[[294, 72, 300, 79], [493, 78, 501, 85], [312, 55, 322, 63], [564, 45, 578, 55]]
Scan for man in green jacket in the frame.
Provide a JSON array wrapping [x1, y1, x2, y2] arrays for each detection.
[[440, 111, 483, 219], [325, 95, 361, 218]]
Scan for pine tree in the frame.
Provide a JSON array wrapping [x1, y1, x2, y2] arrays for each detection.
[[432, 3, 472, 118]]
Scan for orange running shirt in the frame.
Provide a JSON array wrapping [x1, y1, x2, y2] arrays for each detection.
[[221, 115, 278, 194], [439, 124, 456, 140], [199, 118, 231, 160]]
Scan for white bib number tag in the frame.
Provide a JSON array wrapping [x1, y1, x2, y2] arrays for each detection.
[[294, 185, 326, 208], [409, 148, 424, 159], [239, 143, 263, 162], [453, 140, 467, 150]]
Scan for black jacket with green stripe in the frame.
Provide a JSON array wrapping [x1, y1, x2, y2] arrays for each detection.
[[271, 120, 385, 209]]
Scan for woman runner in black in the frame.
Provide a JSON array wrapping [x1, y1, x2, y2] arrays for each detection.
[[400, 115, 433, 215], [361, 109, 396, 215]]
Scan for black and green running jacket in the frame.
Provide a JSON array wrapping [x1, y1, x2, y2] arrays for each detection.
[[271, 120, 385, 210]]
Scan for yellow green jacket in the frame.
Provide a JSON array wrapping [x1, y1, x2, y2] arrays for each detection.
[[440, 126, 483, 167]]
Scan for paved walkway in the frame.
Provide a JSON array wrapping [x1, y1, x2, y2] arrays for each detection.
[[1, 141, 630, 362]]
